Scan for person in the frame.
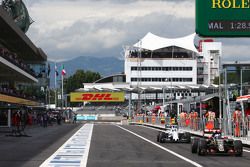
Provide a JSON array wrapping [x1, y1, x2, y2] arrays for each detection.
[[73, 114, 77, 124], [12, 111, 21, 136], [57, 113, 61, 125], [233, 106, 242, 137], [179, 111, 185, 127], [205, 108, 215, 130], [193, 110, 198, 130], [43, 112, 48, 128]]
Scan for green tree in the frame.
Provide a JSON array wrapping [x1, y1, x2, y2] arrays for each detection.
[[64, 70, 101, 94]]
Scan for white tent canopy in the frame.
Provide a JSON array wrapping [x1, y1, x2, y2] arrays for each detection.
[[133, 32, 198, 53]]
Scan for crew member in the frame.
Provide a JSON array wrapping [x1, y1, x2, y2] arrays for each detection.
[[233, 107, 242, 137], [193, 110, 198, 130], [205, 108, 215, 130]]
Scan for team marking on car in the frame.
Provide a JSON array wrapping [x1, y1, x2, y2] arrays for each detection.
[[40, 124, 93, 167], [117, 125, 203, 167], [243, 149, 250, 153]]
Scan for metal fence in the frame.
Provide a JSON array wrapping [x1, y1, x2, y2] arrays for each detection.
[[133, 115, 250, 138]]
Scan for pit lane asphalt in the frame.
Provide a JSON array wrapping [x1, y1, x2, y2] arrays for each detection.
[[87, 124, 195, 167], [87, 124, 250, 167], [0, 123, 82, 167]]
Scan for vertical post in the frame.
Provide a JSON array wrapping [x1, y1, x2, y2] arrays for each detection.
[[8, 109, 11, 127], [224, 68, 228, 134], [129, 92, 132, 119], [48, 86, 50, 109], [219, 53, 222, 129], [55, 62, 57, 109], [170, 46, 174, 113], [240, 68, 243, 96], [61, 73, 64, 109], [163, 86, 165, 106]]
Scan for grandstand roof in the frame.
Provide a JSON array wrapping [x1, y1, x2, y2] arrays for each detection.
[[78, 83, 219, 93], [0, 7, 47, 62], [133, 32, 198, 53]]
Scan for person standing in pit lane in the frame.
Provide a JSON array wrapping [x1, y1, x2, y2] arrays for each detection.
[[233, 106, 242, 137]]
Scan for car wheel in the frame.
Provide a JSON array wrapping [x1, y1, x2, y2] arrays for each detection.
[[184, 132, 191, 143], [198, 139, 207, 156], [191, 137, 199, 153], [234, 140, 243, 157], [159, 132, 166, 143]]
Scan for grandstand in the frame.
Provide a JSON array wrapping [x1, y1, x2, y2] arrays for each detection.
[[0, 5, 48, 127]]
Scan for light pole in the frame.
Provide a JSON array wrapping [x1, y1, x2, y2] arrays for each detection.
[[165, 78, 173, 113]]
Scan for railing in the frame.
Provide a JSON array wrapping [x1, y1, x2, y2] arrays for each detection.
[[133, 116, 250, 138]]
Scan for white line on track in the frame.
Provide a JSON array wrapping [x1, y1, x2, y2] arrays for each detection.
[[117, 125, 203, 167]]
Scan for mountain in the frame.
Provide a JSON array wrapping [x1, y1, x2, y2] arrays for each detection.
[[49, 56, 124, 87]]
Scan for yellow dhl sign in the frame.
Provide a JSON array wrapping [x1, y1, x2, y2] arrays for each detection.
[[70, 92, 125, 102], [0, 93, 39, 106]]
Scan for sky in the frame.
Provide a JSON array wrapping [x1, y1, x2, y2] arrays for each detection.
[[23, 0, 250, 62]]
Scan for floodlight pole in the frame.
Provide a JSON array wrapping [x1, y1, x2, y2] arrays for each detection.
[[240, 68, 243, 96]]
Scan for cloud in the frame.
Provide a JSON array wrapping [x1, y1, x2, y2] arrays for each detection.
[[24, 0, 250, 62]]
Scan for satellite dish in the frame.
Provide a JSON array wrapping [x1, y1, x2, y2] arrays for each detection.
[[2, 0, 33, 33]]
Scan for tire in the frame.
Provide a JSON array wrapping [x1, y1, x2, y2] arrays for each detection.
[[157, 133, 160, 142], [159, 132, 166, 143], [191, 138, 199, 153], [184, 132, 191, 143], [234, 140, 243, 157], [198, 139, 207, 156]]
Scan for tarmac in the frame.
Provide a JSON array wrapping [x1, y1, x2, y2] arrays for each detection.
[[0, 122, 82, 167]]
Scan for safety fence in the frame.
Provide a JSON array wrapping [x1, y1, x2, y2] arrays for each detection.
[[133, 116, 250, 139]]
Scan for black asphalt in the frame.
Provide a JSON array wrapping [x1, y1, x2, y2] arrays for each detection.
[[120, 125, 250, 167], [87, 124, 194, 167], [0, 123, 82, 167], [1, 123, 249, 167]]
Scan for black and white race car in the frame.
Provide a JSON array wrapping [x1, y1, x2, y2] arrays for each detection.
[[157, 125, 191, 143], [191, 129, 243, 156]]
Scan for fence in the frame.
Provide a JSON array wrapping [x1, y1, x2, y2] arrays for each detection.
[[133, 115, 250, 138]]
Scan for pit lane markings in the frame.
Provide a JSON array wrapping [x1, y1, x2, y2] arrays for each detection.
[[40, 123, 93, 167], [117, 125, 203, 167]]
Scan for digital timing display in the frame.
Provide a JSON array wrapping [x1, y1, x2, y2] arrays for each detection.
[[208, 21, 250, 31]]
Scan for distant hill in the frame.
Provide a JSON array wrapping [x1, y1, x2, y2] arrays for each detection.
[[49, 56, 124, 87]]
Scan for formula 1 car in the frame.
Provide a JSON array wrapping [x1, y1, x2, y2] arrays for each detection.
[[191, 129, 243, 156], [157, 124, 191, 143]]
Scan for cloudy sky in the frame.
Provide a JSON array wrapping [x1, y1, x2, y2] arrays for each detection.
[[24, 0, 250, 62]]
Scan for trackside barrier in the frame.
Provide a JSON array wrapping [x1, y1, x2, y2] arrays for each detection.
[[132, 116, 250, 144]]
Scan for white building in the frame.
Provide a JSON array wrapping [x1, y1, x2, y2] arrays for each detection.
[[80, 32, 221, 105], [124, 32, 221, 88], [198, 42, 222, 85]]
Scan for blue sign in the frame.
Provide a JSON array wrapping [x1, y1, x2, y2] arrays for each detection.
[[76, 115, 97, 121]]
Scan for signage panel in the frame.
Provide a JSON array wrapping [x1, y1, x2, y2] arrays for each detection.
[[196, 0, 250, 37], [76, 115, 97, 121], [0, 93, 39, 106], [70, 92, 125, 102]]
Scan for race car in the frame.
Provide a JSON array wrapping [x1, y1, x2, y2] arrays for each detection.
[[157, 124, 191, 143], [191, 129, 243, 156]]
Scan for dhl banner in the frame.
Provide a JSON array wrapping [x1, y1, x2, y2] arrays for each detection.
[[70, 92, 125, 102]]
